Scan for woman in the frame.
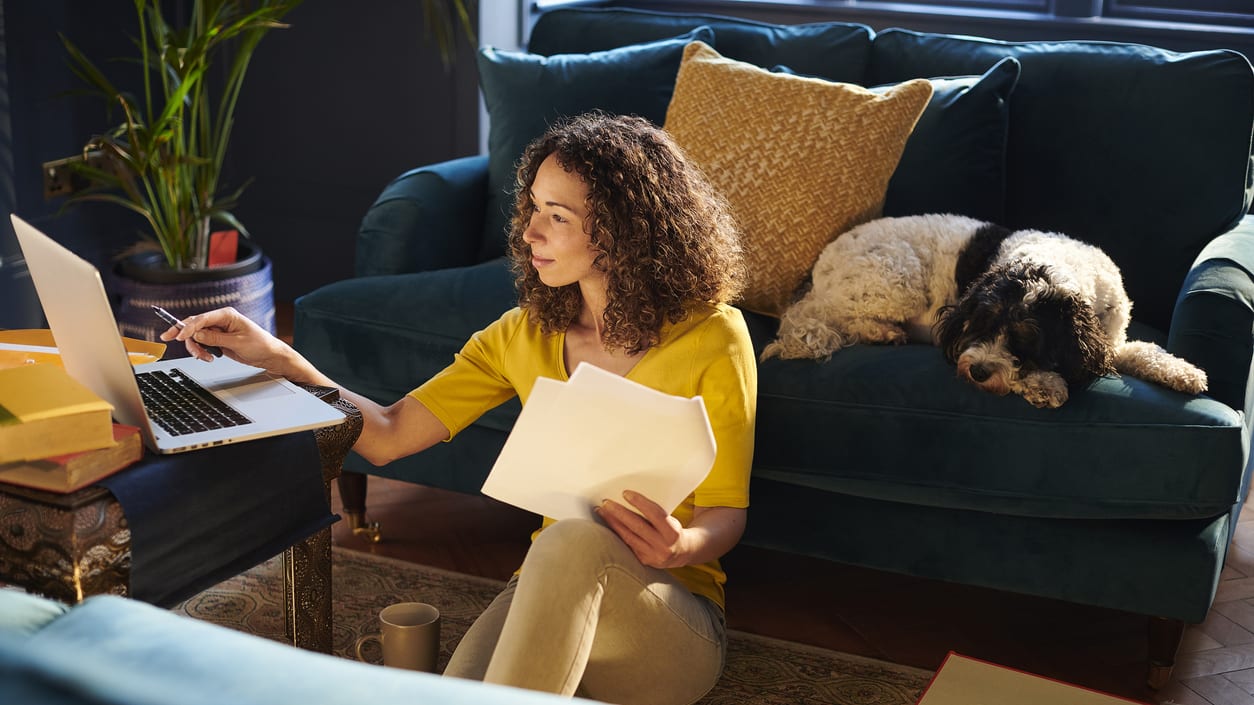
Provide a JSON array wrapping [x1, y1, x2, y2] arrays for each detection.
[[164, 112, 756, 704]]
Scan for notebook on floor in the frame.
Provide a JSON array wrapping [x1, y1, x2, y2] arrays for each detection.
[[917, 652, 1148, 704], [11, 213, 344, 454]]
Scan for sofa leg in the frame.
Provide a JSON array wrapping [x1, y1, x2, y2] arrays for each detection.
[[1147, 616, 1185, 690], [337, 472, 382, 543]]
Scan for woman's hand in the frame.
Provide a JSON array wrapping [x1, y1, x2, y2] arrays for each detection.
[[597, 490, 689, 569], [596, 491, 746, 570], [159, 306, 310, 381]]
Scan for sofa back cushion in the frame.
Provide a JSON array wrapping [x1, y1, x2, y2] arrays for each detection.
[[869, 29, 1254, 330], [527, 7, 873, 83], [476, 27, 713, 260], [872, 57, 1020, 223]]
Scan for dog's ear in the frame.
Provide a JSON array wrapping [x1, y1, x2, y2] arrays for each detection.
[[934, 304, 965, 362], [935, 287, 993, 362], [935, 265, 1018, 362], [1032, 286, 1114, 383]]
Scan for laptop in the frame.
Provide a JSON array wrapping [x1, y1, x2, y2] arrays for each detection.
[[11, 214, 345, 454]]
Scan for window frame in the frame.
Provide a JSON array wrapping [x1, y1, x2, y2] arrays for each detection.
[[1106, 0, 1254, 27]]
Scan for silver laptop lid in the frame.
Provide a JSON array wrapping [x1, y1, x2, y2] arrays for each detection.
[[10, 214, 154, 438], [12, 213, 344, 455]]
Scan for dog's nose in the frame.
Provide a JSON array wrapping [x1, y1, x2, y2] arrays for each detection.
[[969, 364, 992, 383]]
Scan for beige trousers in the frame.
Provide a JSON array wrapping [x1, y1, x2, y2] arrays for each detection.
[[443, 518, 727, 704]]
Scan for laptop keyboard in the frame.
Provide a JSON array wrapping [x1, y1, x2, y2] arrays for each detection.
[[136, 368, 251, 436]]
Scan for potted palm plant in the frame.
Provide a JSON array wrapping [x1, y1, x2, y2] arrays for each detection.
[[59, 0, 473, 350], [59, 0, 302, 349]]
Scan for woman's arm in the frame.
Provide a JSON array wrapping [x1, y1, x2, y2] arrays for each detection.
[[596, 491, 746, 569], [163, 306, 450, 464]]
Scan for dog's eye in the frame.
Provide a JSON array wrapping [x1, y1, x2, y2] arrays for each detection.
[[1011, 357, 1022, 369]]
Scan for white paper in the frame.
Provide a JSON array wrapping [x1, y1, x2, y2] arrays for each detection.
[[481, 363, 717, 521], [0, 342, 154, 365]]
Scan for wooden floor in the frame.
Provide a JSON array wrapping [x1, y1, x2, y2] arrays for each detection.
[[329, 477, 1254, 705], [276, 303, 1254, 704]]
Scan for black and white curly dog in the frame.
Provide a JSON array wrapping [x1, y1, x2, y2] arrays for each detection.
[[761, 213, 1208, 408]]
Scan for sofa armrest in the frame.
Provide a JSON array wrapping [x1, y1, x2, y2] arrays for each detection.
[[355, 155, 489, 277], [0, 594, 595, 705], [1168, 215, 1254, 412]]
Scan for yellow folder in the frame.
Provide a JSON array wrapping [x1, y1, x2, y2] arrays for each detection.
[[0, 329, 164, 370]]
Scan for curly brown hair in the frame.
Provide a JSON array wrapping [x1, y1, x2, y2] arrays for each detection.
[[508, 112, 744, 355]]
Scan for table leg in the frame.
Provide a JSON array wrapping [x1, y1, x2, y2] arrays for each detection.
[[283, 524, 334, 653], [284, 392, 362, 652]]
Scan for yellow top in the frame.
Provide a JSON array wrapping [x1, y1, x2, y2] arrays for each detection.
[[410, 303, 757, 608]]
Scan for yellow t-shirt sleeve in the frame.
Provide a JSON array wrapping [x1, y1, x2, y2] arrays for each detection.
[[691, 308, 756, 510]]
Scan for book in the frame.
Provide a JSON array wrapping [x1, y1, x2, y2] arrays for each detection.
[[480, 362, 716, 521], [0, 364, 115, 463], [917, 652, 1148, 704], [0, 424, 142, 493]]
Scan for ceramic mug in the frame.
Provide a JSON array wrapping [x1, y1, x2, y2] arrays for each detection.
[[354, 601, 441, 672]]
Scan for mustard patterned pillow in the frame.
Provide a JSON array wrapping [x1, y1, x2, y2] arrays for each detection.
[[664, 41, 933, 316]]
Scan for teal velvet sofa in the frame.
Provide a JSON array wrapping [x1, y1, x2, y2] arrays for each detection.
[[0, 588, 595, 705], [293, 7, 1254, 686]]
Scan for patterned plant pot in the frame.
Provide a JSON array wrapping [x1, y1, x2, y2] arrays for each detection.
[[110, 243, 275, 358]]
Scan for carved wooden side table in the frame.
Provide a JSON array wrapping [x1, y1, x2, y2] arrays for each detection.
[[0, 393, 361, 653]]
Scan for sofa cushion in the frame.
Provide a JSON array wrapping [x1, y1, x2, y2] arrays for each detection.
[[0, 594, 588, 705], [778, 57, 1021, 224], [749, 331, 1245, 521], [664, 41, 932, 317], [869, 29, 1254, 331], [0, 588, 67, 637], [875, 57, 1020, 223], [475, 27, 713, 262], [527, 6, 873, 83]]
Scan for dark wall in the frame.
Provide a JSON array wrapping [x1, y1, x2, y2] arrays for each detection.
[[3, 1, 142, 328], [229, 0, 481, 303], [2, 0, 480, 328]]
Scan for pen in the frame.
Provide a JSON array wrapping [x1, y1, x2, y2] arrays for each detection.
[[151, 305, 223, 357]]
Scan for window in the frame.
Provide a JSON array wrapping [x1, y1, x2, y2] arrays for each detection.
[[877, 0, 1254, 25], [1108, 0, 1254, 27], [864, 0, 1047, 10]]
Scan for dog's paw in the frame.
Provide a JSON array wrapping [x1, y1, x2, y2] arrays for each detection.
[[844, 319, 908, 346], [1177, 367, 1208, 395], [1114, 341, 1210, 395], [1019, 373, 1068, 408]]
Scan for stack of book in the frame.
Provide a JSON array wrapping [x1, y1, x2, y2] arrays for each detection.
[[0, 364, 143, 493]]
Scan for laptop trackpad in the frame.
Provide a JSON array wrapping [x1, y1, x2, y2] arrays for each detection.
[[218, 373, 296, 404]]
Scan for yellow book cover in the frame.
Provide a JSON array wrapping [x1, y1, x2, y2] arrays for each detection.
[[0, 364, 115, 463], [0, 424, 141, 492], [917, 653, 1148, 704]]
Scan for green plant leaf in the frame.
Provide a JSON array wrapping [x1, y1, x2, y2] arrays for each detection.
[[422, 0, 476, 68], [60, 0, 305, 270]]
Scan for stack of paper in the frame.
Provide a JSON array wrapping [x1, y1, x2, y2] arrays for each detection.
[[481, 363, 717, 520]]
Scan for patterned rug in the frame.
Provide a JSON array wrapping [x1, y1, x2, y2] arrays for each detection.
[[173, 547, 931, 705]]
